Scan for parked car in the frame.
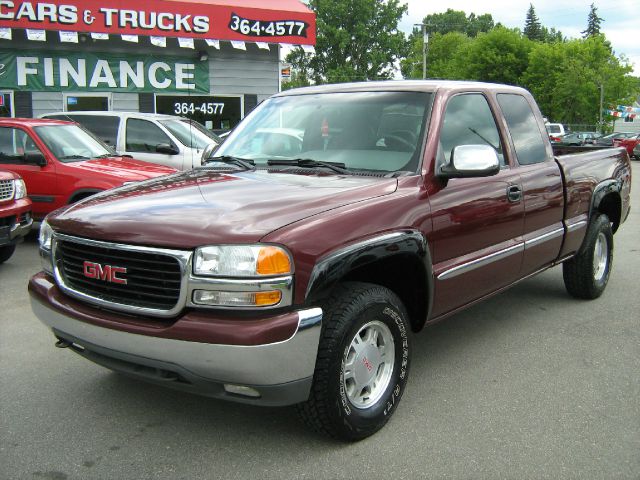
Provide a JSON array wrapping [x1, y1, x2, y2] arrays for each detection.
[[40, 112, 221, 171], [594, 132, 635, 146], [0, 170, 32, 263], [545, 122, 565, 138], [614, 134, 640, 158], [31, 81, 631, 441], [0, 118, 177, 219], [556, 131, 601, 146], [633, 142, 640, 160]]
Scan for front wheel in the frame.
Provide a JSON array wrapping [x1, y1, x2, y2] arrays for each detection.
[[563, 214, 613, 299], [297, 282, 411, 441], [0, 244, 16, 264]]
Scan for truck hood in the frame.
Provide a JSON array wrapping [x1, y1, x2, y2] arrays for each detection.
[[48, 169, 398, 248], [66, 156, 176, 180]]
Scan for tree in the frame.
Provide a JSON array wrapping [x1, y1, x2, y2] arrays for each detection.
[[401, 9, 493, 79], [419, 9, 494, 37], [460, 27, 533, 85], [401, 31, 470, 79], [524, 4, 543, 41], [286, 0, 408, 84], [582, 3, 603, 38], [522, 35, 636, 126]]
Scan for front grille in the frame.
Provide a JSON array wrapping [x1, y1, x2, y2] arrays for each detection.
[[56, 239, 183, 311], [0, 215, 16, 227], [0, 180, 14, 201]]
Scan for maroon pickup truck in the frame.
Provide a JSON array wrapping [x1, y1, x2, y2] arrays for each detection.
[[30, 81, 631, 441]]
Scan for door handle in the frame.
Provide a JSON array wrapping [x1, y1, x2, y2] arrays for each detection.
[[507, 185, 522, 202]]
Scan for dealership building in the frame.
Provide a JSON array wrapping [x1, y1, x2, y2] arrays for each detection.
[[0, 0, 315, 130]]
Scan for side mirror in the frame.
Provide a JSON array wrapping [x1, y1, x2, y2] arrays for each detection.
[[438, 145, 500, 179], [156, 143, 180, 155], [24, 151, 47, 167]]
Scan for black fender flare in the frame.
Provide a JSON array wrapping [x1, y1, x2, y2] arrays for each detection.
[[305, 230, 434, 324], [68, 189, 102, 204]]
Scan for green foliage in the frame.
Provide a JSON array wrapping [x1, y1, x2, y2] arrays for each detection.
[[522, 35, 636, 125], [461, 27, 533, 85], [400, 31, 470, 79], [582, 3, 604, 38], [524, 4, 543, 41], [286, 0, 408, 84], [420, 9, 495, 37]]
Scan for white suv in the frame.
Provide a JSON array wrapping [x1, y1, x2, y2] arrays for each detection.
[[40, 112, 221, 171]]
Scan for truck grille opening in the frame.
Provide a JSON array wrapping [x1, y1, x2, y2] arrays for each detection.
[[56, 239, 183, 311], [0, 180, 14, 201]]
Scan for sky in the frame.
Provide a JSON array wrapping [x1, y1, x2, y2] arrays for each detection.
[[398, 0, 640, 76]]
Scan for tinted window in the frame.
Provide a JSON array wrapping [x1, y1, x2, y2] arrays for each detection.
[[68, 115, 120, 146], [498, 94, 548, 165], [0, 127, 42, 164], [125, 119, 172, 153], [439, 94, 503, 166]]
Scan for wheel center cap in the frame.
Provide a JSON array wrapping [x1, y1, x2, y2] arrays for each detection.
[[354, 347, 382, 384]]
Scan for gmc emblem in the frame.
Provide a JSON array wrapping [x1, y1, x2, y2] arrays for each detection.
[[83, 261, 127, 285]]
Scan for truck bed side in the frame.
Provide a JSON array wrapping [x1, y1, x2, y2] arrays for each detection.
[[555, 147, 632, 259]]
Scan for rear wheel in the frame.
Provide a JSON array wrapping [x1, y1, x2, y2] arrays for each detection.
[[563, 214, 613, 299], [297, 282, 411, 441], [0, 244, 16, 264]]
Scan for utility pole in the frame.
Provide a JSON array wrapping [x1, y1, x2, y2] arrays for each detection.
[[414, 23, 429, 79], [598, 83, 604, 133]]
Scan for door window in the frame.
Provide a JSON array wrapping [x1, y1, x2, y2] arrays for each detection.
[[0, 127, 41, 164], [439, 94, 504, 167], [497, 94, 548, 165], [125, 118, 172, 153], [48, 115, 121, 147]]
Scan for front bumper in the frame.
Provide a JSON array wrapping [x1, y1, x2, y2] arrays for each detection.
[[0, 198, 32, 247], [29, 274, 323, 406]]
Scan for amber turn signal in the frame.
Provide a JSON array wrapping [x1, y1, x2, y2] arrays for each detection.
[[256, 246, 292, 275]]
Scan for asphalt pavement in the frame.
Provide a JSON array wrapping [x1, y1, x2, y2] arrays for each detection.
[[1, 164, 639, 480]]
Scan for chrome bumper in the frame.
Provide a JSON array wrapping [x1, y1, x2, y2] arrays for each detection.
[[31, 298, 322, 406]]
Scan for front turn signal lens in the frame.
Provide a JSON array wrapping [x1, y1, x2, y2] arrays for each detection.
[[254, 291, 282, 306], [256, 246, 292, 275]]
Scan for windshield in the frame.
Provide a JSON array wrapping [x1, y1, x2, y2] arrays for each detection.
[[34, 125, 113, 162], [214, 91, 432, 173], [160, 119, 220, 149]]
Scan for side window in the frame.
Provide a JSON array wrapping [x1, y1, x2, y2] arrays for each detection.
[[497, 94, 548, 165], [71, 115, 120, 146], [0, 127, 42, 164], [439, 94, 504, 167], [125, 119, 172, 153]]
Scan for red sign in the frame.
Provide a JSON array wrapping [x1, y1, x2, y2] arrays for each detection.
[[0, 0, 316, 45]]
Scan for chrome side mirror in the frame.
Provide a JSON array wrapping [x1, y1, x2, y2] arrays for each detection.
[[439, 145, 500, 179]]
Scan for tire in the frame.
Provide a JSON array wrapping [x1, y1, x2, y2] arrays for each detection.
[[563, 214, 613, 299], [0, 244, 16, 264], [297, 282, 411, 441]]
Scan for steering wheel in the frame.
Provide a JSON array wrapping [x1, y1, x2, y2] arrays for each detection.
[[384, 130, 417, 152]]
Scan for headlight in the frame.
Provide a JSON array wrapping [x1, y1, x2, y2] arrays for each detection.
[[39, 219, 54, 250], [39, 219, 54, 275], [193, 245, 292, 277], [13, 179, 27, 200]]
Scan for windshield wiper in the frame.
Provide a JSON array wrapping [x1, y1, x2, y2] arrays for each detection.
[[202, 155, 255, 171], [267, 158, 350, 175], [58, 155, 90, 160]]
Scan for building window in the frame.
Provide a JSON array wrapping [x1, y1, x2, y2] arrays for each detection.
[[63, 93, 111, 112], [0, 92, 14, 117]]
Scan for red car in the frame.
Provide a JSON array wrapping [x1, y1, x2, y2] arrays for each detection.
[[613, 133, 640, 157], [0, 170, 32, 263], [0, 118, 177, 219]]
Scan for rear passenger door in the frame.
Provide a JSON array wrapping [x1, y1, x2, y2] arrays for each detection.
[[124, 118, 183, 169], [496, 93, 564, 276]]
